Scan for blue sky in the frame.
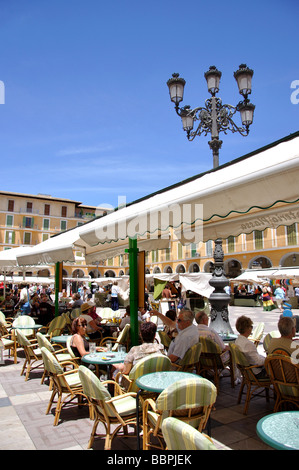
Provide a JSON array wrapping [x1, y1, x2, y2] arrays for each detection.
[[0, 0, 298, 210]]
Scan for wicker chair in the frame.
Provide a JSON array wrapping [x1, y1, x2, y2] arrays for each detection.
[[39, 315, 68, 339], [229, 343, 272, 415], [263, 331, 280, 353], [158, 330, 172, 351], [171, 342, 202, 373], [0, 331, 17, 364], [198, 337, 234, 391], [100, 323, 130, 352], [78, 364, 139, 450], [16, 329, 44, 381], [162, 417, 217, 451], [265, 354, 299, 411], [142, 376, 217, 450], [40, 347, 89, 426]]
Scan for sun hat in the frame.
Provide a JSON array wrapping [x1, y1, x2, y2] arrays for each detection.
[[81, 302, 91, 312]]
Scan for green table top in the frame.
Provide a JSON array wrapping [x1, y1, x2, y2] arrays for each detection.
[[135, 370, 199, 393], [12, 324, 43, 329], [51, 335, 72, 343], [256, 411, 299, 450], [82, 351, 124, 365]]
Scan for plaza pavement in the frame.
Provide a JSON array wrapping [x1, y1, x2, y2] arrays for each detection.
[[0, 304, 294, 451]]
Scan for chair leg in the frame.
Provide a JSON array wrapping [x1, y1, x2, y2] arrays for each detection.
[[53, 394, 62, 426]]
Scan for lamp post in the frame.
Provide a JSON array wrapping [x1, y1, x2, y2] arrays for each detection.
[[167, 64, 255, 168], [167, 64, 255, 333]]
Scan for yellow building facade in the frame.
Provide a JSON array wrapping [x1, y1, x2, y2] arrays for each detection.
[[0, 191, 298, 282]]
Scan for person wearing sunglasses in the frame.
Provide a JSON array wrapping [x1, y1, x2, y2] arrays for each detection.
[[150, 308, 199, 364]]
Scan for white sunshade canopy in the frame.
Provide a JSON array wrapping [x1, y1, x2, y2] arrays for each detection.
[[15, 132, 299, 267], [79, 132, 299, 249]]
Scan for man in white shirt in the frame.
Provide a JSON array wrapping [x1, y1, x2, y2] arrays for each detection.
[[195, 311, 228, 351], [150, 308, 199, 363]]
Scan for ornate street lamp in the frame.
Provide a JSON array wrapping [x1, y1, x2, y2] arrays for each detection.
[[167, 64, 255, 168], [167, 64, 255, 333]]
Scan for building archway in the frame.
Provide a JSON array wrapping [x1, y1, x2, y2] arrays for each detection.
[[72, 269, 85, 278], [176, 264, 186, 273], [224, 259, 242, 278], [248, 256, 272, 269], [164, 265, 173, 273], [37, 268, 51, 277], [204, 261, 214, 273], [104, 270, 116, 277], [189, 262, 200, 273], [153, 266, 161, 274], [280, 252, 299, 267]]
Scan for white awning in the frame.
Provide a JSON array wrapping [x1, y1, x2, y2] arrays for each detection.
[[15, 132, 299, 266], [79, 133, 299, 249]]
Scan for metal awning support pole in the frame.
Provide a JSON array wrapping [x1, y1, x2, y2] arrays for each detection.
[[54, 262, 60, 317], [127, 238, 139, 346]]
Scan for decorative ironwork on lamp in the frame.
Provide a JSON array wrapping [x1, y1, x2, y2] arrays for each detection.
[[167, 64, 255, 169]]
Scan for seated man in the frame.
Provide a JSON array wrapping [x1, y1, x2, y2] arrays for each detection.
[[268, 316, 299, 359], [38, 294, 54, 326], [195, 311, 228, 351], [150, 308, 199, 364]]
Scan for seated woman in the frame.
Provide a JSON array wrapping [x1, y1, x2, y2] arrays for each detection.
[[114, 321, 164, 375], [235, 315, 267, 378], [70, 317, 105, 358]]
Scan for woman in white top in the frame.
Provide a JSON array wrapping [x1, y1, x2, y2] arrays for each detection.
[[235, 315, 267, 378]]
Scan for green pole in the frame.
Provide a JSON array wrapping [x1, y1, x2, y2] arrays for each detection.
[[128, 238, 139, 346], [54, 262, 60, 317]]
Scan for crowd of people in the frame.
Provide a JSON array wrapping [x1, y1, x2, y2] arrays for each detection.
[[1, 279, 298, 389]]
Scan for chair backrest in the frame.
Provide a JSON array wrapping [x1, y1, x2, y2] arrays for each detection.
[[36, 332, 55, 353], [158, 330, 172, 349], [47, 316, 67, 337], [263, 331, 280, 353], [162, 417, 217, 451], [66, 336, 77, 358], [128, 353, 172, 392], [79, 365, 121, 419], [229, 343, 251, 367], [156, 376, 216, 411], [13, 315, 35, 336], [16, 329, 38, 359], [0, 311, 8, 326], [71, 308, 81, 319], [112, 323, 130, 351], [265, 354, 299, 401], [178, 342, 202, 369], [40, 347, 65, 385], [198, 337, 223, 369]]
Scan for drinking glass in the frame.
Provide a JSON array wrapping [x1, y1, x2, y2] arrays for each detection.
[[106, 341, 112, 352], [119, 346, 126, 359], [89, 343, 96, 356]]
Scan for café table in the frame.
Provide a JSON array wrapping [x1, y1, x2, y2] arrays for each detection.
[[135, 370, 199, 450], [12, 323, 43, 337], [256, 411, 299, 450], [219, 333, 237, 342], [51, 334, 72, 345], [81, 350, 125, 392]]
